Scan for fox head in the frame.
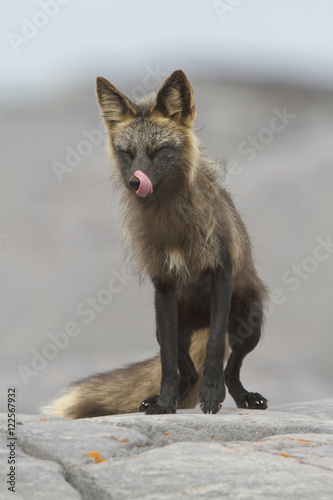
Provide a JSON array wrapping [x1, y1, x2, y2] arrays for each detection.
[[96, 70, 198, 202]]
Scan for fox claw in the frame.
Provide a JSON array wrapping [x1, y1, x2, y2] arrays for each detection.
[[139, 395, 160, 412], [236, 392, 268, 410], [200, 401, 222, 414]]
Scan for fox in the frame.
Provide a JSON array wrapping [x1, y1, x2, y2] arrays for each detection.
[[45, 70, 268, 418]]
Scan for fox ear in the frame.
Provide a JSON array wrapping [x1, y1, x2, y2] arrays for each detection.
[[96, 77, 136, 123], [154, 70, 195, 126]]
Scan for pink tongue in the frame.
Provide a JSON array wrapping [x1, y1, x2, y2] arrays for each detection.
[[134, 170, 153, 198]]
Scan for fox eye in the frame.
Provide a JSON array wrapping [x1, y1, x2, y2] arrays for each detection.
[[151, 145, 170, 158], [117, 148, 133, 163]]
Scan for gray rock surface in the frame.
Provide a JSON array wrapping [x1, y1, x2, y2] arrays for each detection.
[[1, 399, 333, 499]]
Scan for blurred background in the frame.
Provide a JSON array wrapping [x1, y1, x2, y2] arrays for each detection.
[[1, 0, 332, 414]]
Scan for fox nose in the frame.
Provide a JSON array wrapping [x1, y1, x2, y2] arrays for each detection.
[[129, 175, 140, 191], [129, 170, 153, 198]]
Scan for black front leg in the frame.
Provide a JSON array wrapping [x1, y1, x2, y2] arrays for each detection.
[[144, 281, 179, 414], [200, 256, 233, 414]]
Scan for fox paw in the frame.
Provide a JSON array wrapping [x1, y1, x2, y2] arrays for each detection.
[[236, 392, 268, 410], [199, 378, 225, 414], [139, 395, 176, 414], [199, 399, 222, 414], [138, 395, 159, 412]]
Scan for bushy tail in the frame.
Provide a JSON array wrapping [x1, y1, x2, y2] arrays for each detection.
[[43, 329, 230, 419]]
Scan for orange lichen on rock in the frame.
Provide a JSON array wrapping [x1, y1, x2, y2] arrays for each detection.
[[280, 453, 292, 458], [88, 451, 108, 463]]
